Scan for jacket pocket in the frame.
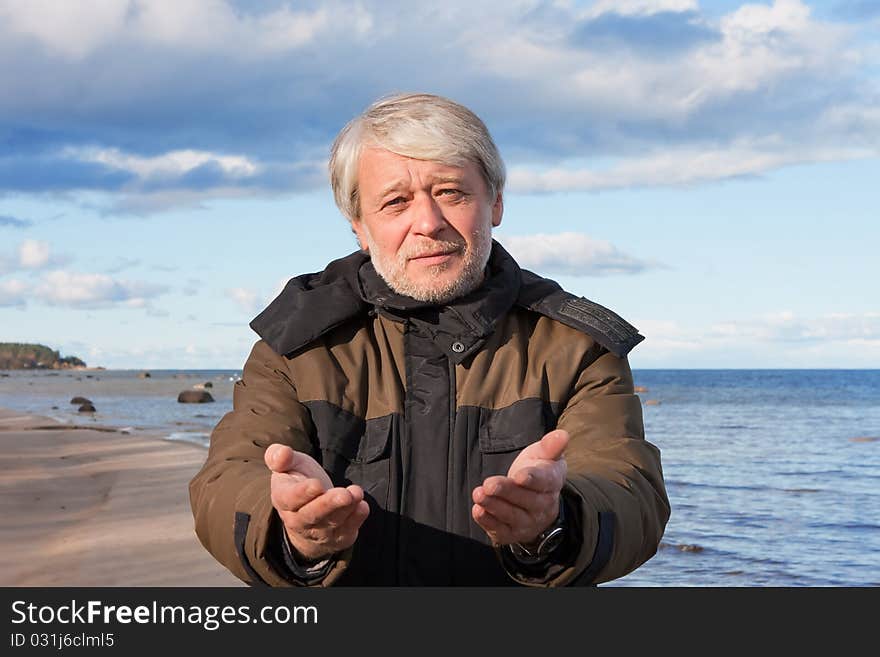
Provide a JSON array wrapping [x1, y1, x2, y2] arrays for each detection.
[[478, 399, 558, 477], [343, 414, 393, 508], [306, 401, 393, 508]]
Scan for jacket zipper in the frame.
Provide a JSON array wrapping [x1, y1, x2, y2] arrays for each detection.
[[446, 358, 456, 535]]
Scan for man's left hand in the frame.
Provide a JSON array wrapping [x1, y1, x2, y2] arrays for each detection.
[[471, 429, 569, 546]]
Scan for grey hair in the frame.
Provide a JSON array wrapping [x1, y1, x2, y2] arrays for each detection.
[[329, 92, 506, 221]]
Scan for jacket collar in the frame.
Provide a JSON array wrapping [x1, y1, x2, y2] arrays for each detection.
[[250, 241, 522, 359], [248, 250, 370, 357], [250, 239, 644, 360]]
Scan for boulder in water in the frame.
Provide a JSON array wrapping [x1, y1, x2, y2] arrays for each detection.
[[178, 390, 215, 403], [70, 396, 91, 405], [78, 403, 96, 413], [660, 541, 704, 553]]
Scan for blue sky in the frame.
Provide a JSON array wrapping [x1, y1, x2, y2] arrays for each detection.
[[1, 0, 878, 369]]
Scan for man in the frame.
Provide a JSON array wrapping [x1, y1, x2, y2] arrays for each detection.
[[189, 93, 670, 586]]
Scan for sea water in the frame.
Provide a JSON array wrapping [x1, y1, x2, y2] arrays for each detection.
[[2, 368, 878, 586]]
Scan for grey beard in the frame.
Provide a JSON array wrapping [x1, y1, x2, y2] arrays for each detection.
[[366, 227, 492, 304]]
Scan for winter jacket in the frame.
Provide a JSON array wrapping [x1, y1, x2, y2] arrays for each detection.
[[189, 241, 670, 586]]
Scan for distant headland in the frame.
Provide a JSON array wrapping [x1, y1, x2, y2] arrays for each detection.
[[0, 343, 95, 370]]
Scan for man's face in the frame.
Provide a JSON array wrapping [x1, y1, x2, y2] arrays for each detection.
[[352, 147, 503, 303]]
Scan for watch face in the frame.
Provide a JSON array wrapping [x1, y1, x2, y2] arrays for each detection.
[[537, 527, 565, 555], [510, 508, 567, 563]]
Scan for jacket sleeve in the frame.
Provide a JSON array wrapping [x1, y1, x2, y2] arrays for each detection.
[[188, 339, 353, 587], [502, 345, 670, 587], [560, 347, 670, 585]]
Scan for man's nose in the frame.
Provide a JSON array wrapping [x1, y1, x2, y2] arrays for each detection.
[[411, 193, 447, 236]]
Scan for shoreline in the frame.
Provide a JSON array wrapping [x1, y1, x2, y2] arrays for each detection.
[[0, 407, 243, 586]]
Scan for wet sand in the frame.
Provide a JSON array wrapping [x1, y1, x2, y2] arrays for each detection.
[[0, 407, 243, 586]]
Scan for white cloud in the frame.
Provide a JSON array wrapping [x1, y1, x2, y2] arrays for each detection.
[[0, 0, 373, 58], [0, 240, 70, 273], [687, 1, 850, 104], [507, 138, 874, 193], [55, 338, 255, 369], [819, 103, 880, 144], [33, 270, 168, 308], [0, 0, 876, 207], [135, 0, 374, 53], [128, 184, 318, 215], [252, 5, 374, 53], [710, 311, 880, 343], [70, 147, 260, 180], [497, 232, 661, 276], [128, 0, 241, 50], [629, 312, 880, 367], [18, 239, 50, 268], [470, 0, 857, 122], [0, 278, 29, 307], [627, 318, 709, 357], [226, 287, 261, 314], [0, 0, 128, 58], [636, 311, 880, 347], [60, 154, 326, 215], [584, 0, 698, 19], [721, 0, 810, 37]]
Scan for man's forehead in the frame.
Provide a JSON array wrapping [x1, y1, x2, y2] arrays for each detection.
[[358, 148, 474, 188], [377, 172, 467, 190]]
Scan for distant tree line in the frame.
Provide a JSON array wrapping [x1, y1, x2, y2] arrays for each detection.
[[0, 343, 87, 369]]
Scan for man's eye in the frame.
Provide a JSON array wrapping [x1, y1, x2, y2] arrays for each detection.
[[383, 197, 406, 208], [438, 189, 463, 198]]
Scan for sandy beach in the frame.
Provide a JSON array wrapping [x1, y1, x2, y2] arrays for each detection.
[[0, 407, 243, 587]]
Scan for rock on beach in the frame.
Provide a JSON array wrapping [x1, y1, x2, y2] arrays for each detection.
[[178, 390, 214, 403]]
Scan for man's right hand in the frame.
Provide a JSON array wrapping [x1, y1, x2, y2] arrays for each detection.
[[264, 444, 370, 562]]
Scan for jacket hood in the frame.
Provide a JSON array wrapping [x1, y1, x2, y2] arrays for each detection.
[[250, 240, 644, 359]]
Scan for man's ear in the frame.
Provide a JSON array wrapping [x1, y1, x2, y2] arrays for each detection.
[[491, 192, 504, 228], [351, 219, 369, 253]]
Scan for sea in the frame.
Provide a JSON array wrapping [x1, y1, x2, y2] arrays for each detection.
[[1, 368, 878, 587]]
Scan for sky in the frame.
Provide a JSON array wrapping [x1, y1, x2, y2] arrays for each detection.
[[1, 0, 878, 370]]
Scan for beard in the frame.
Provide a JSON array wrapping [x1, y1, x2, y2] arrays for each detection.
[[362, 225, 493, 304]]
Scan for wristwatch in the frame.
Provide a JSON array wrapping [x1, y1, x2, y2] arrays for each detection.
[[507, 498, 567, 565]]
